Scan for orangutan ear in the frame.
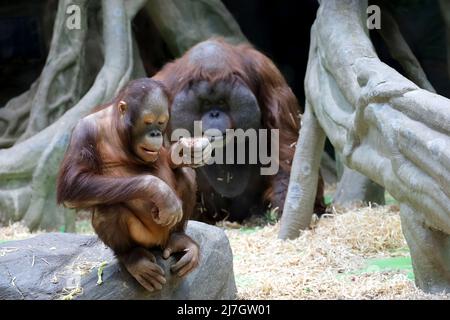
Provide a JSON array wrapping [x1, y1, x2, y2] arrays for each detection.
[[118, 100, 128, 115]]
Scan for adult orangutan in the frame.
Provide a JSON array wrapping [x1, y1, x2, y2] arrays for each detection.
[[56, 78, 211, 292], [155, 38, 326, 222]]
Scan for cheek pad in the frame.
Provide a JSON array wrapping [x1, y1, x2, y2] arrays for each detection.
[[170, 88, 202, 135], [228, 82, 261, 130]]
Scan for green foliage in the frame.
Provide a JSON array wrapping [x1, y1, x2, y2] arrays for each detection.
[[264, 207, 279, 224], [97, 261, 108, 285], [324, 194, 333, 206], [239, 226, 262, 234]]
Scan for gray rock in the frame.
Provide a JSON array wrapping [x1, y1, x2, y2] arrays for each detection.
[[0, 221, 236, 300]]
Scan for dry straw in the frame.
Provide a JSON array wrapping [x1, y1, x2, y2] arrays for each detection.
[[2, 205, 450, 299], [223, 205, 450, 300]]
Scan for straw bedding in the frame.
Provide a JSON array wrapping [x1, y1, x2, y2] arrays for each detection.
[[222, 205, 449, 299], [1, 205, 449, 299]]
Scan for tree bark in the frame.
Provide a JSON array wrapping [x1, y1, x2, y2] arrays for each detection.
[[334, 167, 385, 206], [281, 0, 450, 293], [320, 151, 337, 185], [279, 102, 326, 239], [0, 1, 100, 148], [144, 0, 246, 56]]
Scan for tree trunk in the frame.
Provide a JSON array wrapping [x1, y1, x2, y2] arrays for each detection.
[[280, 0, 450, 293], [334, 167, 385, 207], [144, 0, 246, 56], [279, 102, 326, 239], [320, 151, 337, 185]]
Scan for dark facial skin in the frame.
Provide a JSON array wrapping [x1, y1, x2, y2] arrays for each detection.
[[119, 89, 169, 163], [200, 98, 232, 135], [170, 79, 261, 138]]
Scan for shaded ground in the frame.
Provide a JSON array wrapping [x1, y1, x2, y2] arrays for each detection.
[[1, 203, 449, 300]]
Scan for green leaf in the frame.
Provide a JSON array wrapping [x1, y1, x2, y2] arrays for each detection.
[[324, 194, 333, 206], [97, 261, 108, 285], [264, 207, 279, 224]]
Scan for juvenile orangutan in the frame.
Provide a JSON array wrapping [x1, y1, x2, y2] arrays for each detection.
[[57, 78, 211, 292]]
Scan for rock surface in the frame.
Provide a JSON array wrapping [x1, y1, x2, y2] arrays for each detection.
[[0, 221, 236, 300]]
